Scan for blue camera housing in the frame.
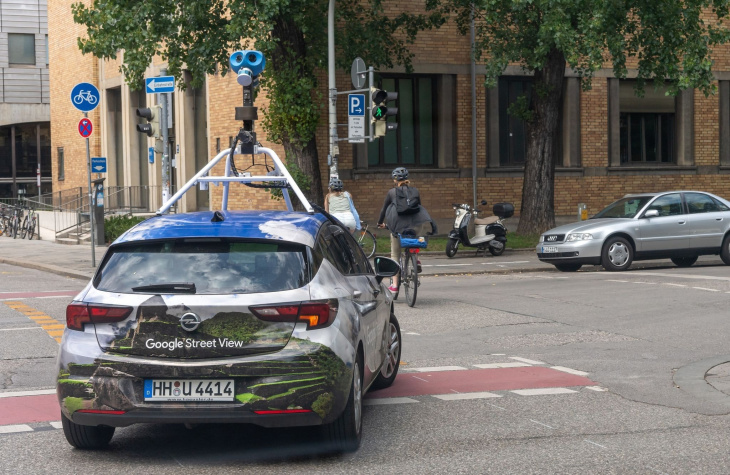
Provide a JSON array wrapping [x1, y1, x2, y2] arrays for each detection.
[[229, 50, 266, 77]]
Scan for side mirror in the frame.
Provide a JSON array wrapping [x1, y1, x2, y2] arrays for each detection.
[[373, 256, 400, 283], [643, 209, 659, 218], [481, 200, 488, 206]]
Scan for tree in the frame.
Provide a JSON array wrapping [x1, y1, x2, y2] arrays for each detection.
[[437, 0, 730, 234], [72, 0, 441, 205]]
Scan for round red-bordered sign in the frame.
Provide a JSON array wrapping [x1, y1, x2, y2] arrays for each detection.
[[78, 118, 93, 138]]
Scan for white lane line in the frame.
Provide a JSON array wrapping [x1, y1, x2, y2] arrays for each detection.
[[364, 397, 418, 406], [49, 421, 63, 429], [509, 357, 545, 365], [0, 327, 44, 332], [550, 366, 589, 377], [606, 280, 628, 283], [0, 389, 56, 398], [408, 366, 467, 373], [412, 376, 429, 382], [664, 283, 687, 287], [432, 392, 502, 401], [511, 388, 577, 396], [486, 402, 507, 411], [404, 332, 421, 336], [423, 264, 474, 267], [473, 362, 531, 369], [490, 353, 506, 356], [584, 439, 607, 449], [638, 272, 730, 282], [529, 419, 554, 429], [0, 425, 33, 434], [692, 287, 721, 292], [481, 261, 530, 265], [585, 386, 608, 392]]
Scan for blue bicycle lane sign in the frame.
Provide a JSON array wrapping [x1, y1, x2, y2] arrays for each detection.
[[70, 82, 100, 113]]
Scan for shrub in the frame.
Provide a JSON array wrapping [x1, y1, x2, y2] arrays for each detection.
[[104, 215, 148, 243]]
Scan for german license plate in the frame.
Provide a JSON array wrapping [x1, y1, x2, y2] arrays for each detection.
[[542, 246, 559, 253], [144, 379, 234, 401]]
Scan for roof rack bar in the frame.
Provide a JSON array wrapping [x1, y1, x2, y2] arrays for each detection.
[[196, 176, 288, 183], [259, 147, 313, 214]]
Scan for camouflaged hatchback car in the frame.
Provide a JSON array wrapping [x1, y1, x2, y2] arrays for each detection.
[[57, 210, 402, 452]]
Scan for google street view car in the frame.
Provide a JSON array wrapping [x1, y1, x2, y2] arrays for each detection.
[[56, 50, 402, 452]]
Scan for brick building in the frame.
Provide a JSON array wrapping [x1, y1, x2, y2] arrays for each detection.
[[48, 2, 730, 232], [0, 0, 51, 199]]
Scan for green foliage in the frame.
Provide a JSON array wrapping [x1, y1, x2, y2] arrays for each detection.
[[104, 215, 147, 243], [63, 396, 85, 414], [507, 94, 533, 123], [268, 157, 312, 202]]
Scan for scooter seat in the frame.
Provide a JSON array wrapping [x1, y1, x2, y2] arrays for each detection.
[[474, 215, 499, 225]]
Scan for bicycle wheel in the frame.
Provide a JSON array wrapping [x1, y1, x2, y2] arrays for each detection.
[[20, 216, 28, 239], [403, 252, 418, 307], [11, 217, 18, 239], [27, 217, 36, 240], [357, 229, 377, 259]]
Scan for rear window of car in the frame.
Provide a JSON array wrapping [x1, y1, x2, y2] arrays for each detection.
[[94, 239, 309, 294]]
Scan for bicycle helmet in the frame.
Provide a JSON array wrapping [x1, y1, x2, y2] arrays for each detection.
[[391, 167, 409, 181], [329, 178, 344, 191]]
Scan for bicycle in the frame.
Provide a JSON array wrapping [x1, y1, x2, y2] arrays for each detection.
[[73, 90, 97, 105], [9, 206, 22, 239], [21, 207, 37, 240], [0, 205, 8, 237], [354, 221, 377, 259], [388, 227, 428, 307]]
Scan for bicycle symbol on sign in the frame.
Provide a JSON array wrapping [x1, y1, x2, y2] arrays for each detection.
[[73, 91, 98, 105]]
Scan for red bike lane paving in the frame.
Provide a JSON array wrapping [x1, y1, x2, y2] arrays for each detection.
[[0, 394, 60, 426], [366, 366, 596, 399]]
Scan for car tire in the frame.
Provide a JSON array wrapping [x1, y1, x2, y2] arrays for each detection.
[[322, 352, 363, 453], [61, 413, 115, 449], [371, 312, 401, 390], [671, 256, 698, 267], [445, 238, 459, 258], [721, 234, 730, 265], [554, 264, 582, 272], [601, 236, 633, 272]]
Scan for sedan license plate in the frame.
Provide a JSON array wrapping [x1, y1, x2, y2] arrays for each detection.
[[542, 246, 559, 253], [144, 379, 234, 402]]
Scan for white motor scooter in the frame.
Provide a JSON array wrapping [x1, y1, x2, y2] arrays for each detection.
[[446, 201, 514, 258]]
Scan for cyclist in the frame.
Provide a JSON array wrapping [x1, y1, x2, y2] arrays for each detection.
[[324, 178, 360, 232], [377, 167, 436, 292]]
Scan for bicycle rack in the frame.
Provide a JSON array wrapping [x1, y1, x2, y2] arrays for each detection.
[[156, 50, 313, 216]]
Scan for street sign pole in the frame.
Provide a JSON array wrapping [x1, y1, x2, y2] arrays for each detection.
[[84, 111, 96, 268], [159, 69, 171, 207]]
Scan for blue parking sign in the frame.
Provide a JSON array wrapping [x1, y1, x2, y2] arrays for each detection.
[[348, 94, 365, 116]]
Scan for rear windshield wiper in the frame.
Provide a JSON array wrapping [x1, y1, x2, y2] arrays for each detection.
[[131, 282, 197, 293]]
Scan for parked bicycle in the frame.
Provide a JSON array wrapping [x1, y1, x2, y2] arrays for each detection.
[[0, 205, 9, 237], [9, 206, 23, 239], [21, 207, 37, 240], [354, 221, 377, 259]]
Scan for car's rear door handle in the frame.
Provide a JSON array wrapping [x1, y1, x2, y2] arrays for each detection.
[[678, 220, 686, 225], [716, 218, 723, 221], [353, 290, 362, 299]]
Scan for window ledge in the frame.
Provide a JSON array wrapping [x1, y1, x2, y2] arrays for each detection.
[[352, 168, 460, 179], [485, 167, 584, 177], [607, 166, 697, 175]]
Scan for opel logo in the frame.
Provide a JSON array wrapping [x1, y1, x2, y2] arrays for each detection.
[[180, 313, 201, 332], [547, 235, 557, 242]]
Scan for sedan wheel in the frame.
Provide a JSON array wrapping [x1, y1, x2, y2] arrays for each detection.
[[371, 313, 401, 390], [601, 237, 633, 271], [322, 354, 363, 452], [721, 234, 730, 265], [671, 256, 698, 267]]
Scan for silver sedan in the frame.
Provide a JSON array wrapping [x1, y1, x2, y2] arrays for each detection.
[[536, 191, 730, 271]]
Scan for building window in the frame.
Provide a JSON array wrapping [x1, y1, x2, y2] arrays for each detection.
[[57, 147, 64, 181], [367, 75, 438, 167], [618, 80, 675, 164], [8, 34, 36, 65]]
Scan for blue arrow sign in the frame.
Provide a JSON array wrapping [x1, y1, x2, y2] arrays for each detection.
[[146, 76, 176, 94], [148, 147, 155, 164], [348, 94, 365, 116], [91, 157, 107, 173], [70, 82, 100, 112]]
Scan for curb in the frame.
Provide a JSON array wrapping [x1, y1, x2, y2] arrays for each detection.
[[674, 355, 730, 409], [421, 266, 555, 277], [0, 257, 93, 281]]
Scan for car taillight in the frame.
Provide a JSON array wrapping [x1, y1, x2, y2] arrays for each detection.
[[250, 300, 337, 330], [66, 303, 133, 331]]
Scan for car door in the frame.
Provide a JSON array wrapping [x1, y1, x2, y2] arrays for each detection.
[[636, 193, 690, 253], [684, 192, 728, 250]]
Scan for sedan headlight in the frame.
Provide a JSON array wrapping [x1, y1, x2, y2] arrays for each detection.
[[566, 233, 593, 241]]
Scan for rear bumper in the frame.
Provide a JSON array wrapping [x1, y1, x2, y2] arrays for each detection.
[[72, 408, 322, 428]]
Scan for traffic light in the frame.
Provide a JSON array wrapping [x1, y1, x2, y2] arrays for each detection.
[[136, 106, 161, 138], [371, 88, 398, 138]]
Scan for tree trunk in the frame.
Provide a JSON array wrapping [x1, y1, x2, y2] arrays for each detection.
[[270, 18, 324, 207], [516, 48, 565, 235]]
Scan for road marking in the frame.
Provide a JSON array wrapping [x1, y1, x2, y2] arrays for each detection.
[[584, 439, 607, 449], [0, 389, 56, 398], [692, 287, 721, 292], [606, 280, 628, 283], [511, 388, 577, 396], [473, 363, 531, 369], [49, 421, 63, 429], [664, 283, 687, 287], [407, 366, 468, 373], [637, 272, 730, 282], [0, 424, 33, 434], [404, 332, 421, 336], [585, 386, 608, 392], [424, 264, 473, 267], [412, 376, 429, 382], [529, 419, 554, 429], [363, 397, 418, 406], [481, 261, 530, 265], [3, 302, 63, 344], [550, 366, 589, 377], [0, 327, 43, 332], [432, 392, 502, 401], [509, 357, 545, 365], [0, 290, 79, 300]]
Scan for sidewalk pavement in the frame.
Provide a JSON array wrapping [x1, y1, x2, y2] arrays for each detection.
[[0, 237, 556, 281]]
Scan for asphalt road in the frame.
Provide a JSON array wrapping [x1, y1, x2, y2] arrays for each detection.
[[3, 262, 730, 473]]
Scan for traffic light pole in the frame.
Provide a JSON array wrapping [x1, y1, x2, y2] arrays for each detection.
[[327, 0, 338, 177], [159, 68, 171, 207]]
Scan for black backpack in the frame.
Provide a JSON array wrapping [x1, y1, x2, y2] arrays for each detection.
[[395, 186, 421, 215]]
